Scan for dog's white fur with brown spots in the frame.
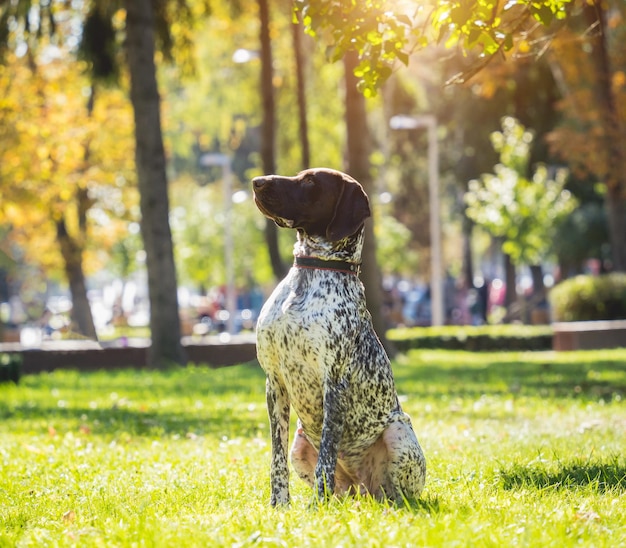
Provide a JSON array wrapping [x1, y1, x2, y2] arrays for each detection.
[[253, 168, 426, 505]]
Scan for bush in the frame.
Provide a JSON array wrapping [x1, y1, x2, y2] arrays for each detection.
[[549, 273, 626, 322], [387, 325, 553, 353]]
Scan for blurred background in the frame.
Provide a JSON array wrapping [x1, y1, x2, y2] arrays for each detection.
[[0, 1, 623, 360]]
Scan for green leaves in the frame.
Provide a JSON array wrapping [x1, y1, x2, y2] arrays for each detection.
[[465, 117, 576, 266], [296, 0, 575, 94], [295, 0, 413, 97]]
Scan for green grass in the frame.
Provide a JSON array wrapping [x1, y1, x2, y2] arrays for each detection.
[[1, 349, 625, 547]]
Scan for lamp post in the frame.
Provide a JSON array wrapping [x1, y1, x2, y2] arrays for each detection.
[[389, 114, 444, 326], [198, 153, 236, 335]]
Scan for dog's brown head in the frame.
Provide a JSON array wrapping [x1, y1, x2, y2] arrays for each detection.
[[252, 168, 371, 241]]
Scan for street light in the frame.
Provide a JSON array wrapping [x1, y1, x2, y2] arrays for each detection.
[[389, 114, 444, 326], [198, 153, 236, 335]]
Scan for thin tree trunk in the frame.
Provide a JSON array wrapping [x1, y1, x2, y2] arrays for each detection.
[[343, 50, 394, 356], [530, 264, 545, 296], [461, 213, 474, 291], [57, 87, 99, 340], [258, 0, 286, 280], [504, 251, 517, 323], [584, 1, 626, 271], [605, 187, 626, 271], [56, 215, 97, 340], [292, 13, 310, 169], [125, 0, 184, 367], [529, 263, 546, 324]]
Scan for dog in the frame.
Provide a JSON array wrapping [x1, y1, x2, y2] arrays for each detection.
[[252, 168, 426, 505]]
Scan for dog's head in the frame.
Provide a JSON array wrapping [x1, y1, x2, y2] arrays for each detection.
[[252, 168, 371, 241]]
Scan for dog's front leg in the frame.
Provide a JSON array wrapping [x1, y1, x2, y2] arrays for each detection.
[[314, 376, 348, 501], [266, 375, 291, 506]]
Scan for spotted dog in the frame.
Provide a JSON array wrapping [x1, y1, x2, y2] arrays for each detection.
[[252, 168, 426, 506]]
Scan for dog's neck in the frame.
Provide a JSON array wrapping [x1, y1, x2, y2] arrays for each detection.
[[293, 229, 364, 264]]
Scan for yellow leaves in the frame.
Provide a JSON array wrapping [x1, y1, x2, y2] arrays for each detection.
[[517, 39, 530, 54], [612, 70, 626, 92], [4, 203, 38, 225], [36, 144, 50, 161], [477, 80, 498, 99], [0, 49, 137, 279], [607, 6, 622, 29], [59, 187, 73, 203], [112, 8, 127, 31]]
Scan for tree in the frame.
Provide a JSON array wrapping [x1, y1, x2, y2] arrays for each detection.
[[0, 46, 136, 338], [78, 1, 214, 366], [343, 50, 392, 353], [258, 0, 287, 281], [0, 1, 202, 365], [546, 0, 626, 272], [292, 8, 311, 169], [122, 0, 184, 367], [465, 117, 576, 309]]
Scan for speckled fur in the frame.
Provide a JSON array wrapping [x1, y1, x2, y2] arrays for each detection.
[[252, 168, 426, 506]]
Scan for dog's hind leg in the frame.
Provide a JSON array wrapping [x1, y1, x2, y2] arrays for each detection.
[[291, 423, 358, 496], [290, 423, 317, 487], [381, 416, 426, 503]]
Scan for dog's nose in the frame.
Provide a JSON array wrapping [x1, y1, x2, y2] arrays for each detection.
[[252, 177, 267, 190]]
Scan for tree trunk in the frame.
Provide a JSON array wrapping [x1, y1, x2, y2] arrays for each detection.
[[504, 252, 517, 322], [343, 50, 394, 356], [258, 0, 286, 280], [584, 1, 626, 271], [56, 217, 97, 340], [528, 263, 546, 324], [605, 187, 626, 271], [461, 213, 474, 290], [125, 0, 184, 367], [292, 13, 310, 169], [530, 264, 545, 296], [53, 87, 99, 340]]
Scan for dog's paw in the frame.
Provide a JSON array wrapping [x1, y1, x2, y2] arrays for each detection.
[[313, 474, 334, 504], [270, 490, 290, 507]]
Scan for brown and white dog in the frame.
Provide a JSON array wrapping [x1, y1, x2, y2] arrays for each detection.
[[252, 168, 426, 505]]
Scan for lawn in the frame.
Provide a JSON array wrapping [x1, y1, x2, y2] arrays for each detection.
[[1, 349, 625, 547]]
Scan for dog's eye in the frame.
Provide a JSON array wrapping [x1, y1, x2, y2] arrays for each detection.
[[302, 179, 318, 193]]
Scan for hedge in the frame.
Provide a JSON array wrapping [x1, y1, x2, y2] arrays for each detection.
[[0, 353, 22, 384], [387, 325, 553, 353], [549, 273, 626, 322]]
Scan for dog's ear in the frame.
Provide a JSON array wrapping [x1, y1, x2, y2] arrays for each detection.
[[327, 176, 371, 241]]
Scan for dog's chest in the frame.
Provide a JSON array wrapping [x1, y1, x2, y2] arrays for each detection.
[[256, 269, 364, 408]]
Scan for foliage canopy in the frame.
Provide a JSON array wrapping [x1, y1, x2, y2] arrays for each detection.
[[296, 0, 574, 95]]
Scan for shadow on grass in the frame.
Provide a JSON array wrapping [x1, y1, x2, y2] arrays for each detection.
[[0, 363, 268, 439], [4, 352, 626, 440], [2, 404, 266, 439], [498, 458, 626, 493], [393, 355, 626, 401]]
